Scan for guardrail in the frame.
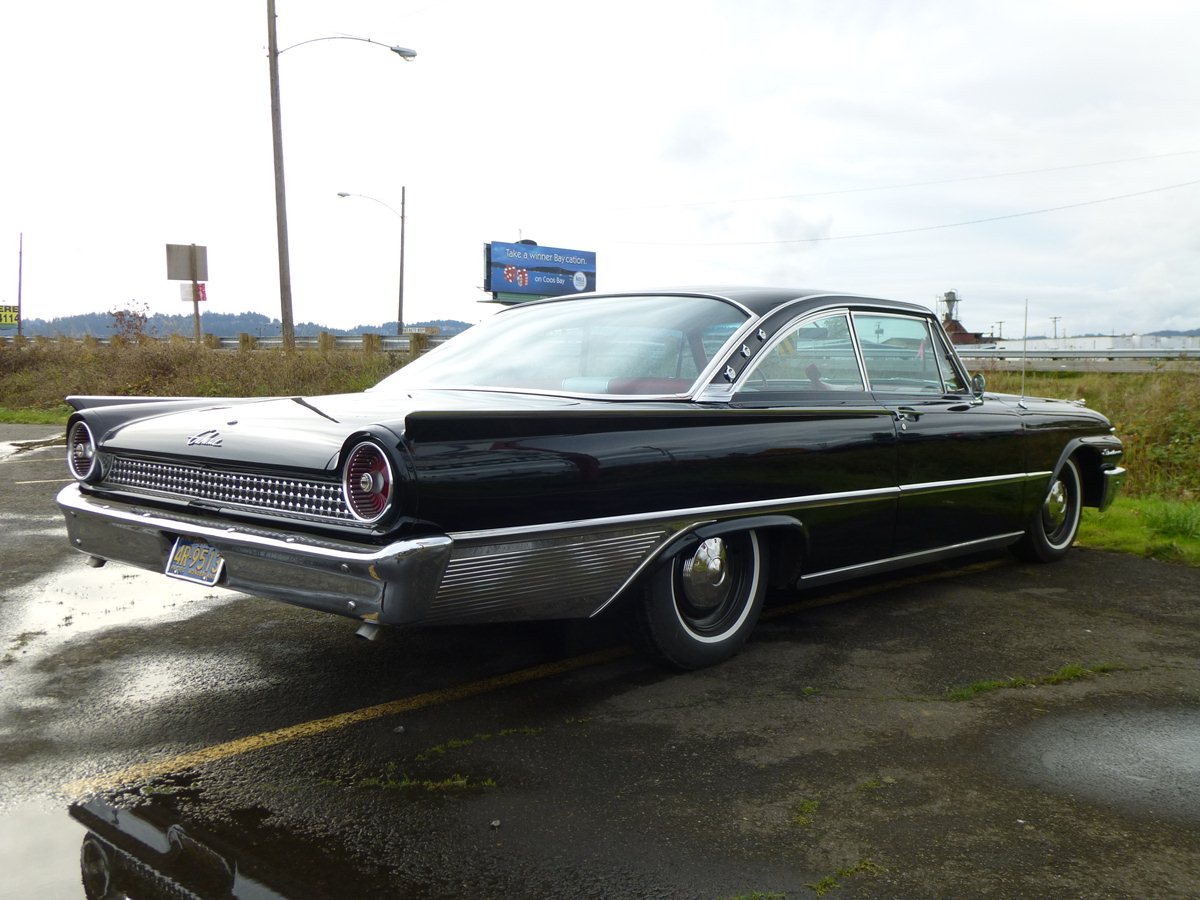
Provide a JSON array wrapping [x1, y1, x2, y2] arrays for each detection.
[[956, 347, 1200, 373], [958, 348, 1200, 360], [2, 332, 452, 353]]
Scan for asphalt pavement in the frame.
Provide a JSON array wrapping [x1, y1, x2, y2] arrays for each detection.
[[2, 424, 1199, 899]]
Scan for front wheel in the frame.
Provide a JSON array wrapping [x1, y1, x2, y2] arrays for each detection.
[[1013, 457, 1082, 563], [633, 530, 767, 670]]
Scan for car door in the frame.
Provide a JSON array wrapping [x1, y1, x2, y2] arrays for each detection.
[[851, 311, 1026, 554], [730, 310, 899, 574]]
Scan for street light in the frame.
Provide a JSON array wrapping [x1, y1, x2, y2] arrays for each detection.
[[266, 0, 415, 348], [337, 190, 407, 335]]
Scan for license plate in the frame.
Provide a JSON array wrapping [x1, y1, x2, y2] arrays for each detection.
[[166, 537, 225, 586]]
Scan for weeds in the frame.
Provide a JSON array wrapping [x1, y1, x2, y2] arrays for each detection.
[[985, 370, 1200, 500], [945, 662, 1121, 701], [0, 339, 410, 418], [808, 859, 885, 896], [791, 799, 820, 828]]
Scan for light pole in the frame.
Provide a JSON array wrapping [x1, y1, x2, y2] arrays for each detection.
[[266, 0, 415, 348], [337, 190, 406, 334]]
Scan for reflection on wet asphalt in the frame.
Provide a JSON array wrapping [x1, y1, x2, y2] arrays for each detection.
[[3, 555, 242, 665], [1013, 707, 1200, 825]]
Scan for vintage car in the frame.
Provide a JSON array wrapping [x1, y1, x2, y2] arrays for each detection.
[[58, 288, 1126, 669]]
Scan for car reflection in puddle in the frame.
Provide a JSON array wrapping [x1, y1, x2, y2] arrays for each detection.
[[69, 776, 397, 900], [73, 795, 291, 900], [1010, 707, 1200, 826]]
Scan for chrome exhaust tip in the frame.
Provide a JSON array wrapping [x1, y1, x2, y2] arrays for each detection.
[[355, 622, 381, 641]]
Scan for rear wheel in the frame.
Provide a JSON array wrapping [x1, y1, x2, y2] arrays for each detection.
[[1014, 457, 1082, 563], [633, 530, 767, 669]]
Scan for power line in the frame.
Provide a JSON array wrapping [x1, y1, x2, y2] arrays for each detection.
[[604, 149, 1200, 213], [613, 177, 1200, 247]]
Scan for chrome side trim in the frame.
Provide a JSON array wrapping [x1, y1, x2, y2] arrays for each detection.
[[799, 532, 1025, 586], [448, 470, 1052, 544], [899, 472, 1051, 495]]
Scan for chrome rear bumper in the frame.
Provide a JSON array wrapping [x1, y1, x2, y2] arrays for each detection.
[[56, 484, 452, 625]]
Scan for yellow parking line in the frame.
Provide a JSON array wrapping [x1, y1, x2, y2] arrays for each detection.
[[65, 646, 631, 797], [64, 555, 1009, 797]]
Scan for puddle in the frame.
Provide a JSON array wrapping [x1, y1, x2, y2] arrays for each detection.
[[4, 559, 243, 665], [1010, 708, 1200, 825], [0, 802, 88, 899]]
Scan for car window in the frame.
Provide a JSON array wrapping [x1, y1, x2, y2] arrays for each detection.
[[737, 313, 865, 393], [374, 294, 749, 396], [852, 313, 947, 393], [928, 325, 969, 393]]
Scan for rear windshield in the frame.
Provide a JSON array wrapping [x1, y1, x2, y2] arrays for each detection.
[[374, 295, 749, 396]]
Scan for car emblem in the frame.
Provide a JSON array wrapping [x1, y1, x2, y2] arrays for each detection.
[[186, 429, 223, 448]]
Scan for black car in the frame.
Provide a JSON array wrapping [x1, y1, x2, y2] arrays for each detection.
[[58, 288, 1126, 668]]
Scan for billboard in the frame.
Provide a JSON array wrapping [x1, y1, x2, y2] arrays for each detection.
[[0, 305, 17, 330], [485, 242, 596, 300]]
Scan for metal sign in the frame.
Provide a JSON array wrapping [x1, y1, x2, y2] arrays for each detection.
[[0, 305, 17, 330], [180, 284, 208, 302], [166, 244, 208, 281], [485, 241, 596, 299]]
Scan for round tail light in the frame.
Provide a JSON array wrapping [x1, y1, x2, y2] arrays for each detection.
[[343, 442, 394, 523], [68, 420, 100, 482]]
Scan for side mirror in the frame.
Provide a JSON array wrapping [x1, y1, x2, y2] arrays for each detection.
[[971, 373, 987, 398]]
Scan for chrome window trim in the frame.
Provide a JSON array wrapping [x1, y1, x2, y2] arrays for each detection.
[[733, 307, 869, 395], [851, 310, 946, 394]]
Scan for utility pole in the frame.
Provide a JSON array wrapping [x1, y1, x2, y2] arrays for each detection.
[[397, 185, 406, 335], [1050, 316, 1061, 340], [16, 232, 23, 339], [996, 321, 1005, 340], [267, 0, 296, 350]]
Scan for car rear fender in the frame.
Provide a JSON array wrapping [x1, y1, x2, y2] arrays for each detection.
[[644, 514, 808, 592]]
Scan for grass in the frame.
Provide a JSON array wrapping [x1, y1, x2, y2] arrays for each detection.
[[983, 369, 1200, 500], [1079, 498, 1200, 566], [808, 860, 885, 896], [945, 662, 1122, 702], [791, 798, 820, 827], [0, 338, 410, 422]]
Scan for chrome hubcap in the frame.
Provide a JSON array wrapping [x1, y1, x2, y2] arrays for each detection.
[[681, 537, 730, 612], [1044, 479, 1068, 530]]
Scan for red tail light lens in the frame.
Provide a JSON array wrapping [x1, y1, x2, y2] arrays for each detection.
[[68, 420, 100, 482], [343, 442, 394, 523]]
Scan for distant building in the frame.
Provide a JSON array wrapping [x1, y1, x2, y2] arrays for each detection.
[[939, 290, 992, 345]]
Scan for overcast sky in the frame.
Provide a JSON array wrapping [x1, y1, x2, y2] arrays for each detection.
[[3, 1, 1198, 337]]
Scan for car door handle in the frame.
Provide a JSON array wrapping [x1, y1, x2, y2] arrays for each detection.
[[893, 408, 921, 422]]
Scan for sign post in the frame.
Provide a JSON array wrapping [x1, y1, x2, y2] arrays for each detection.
[[166, 243, 208, 343]]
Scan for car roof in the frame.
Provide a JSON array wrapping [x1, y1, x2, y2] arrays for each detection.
[[574, 287, 934, 319]]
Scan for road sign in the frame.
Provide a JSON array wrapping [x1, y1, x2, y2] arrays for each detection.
[[166, 244, 208, 281], [180, 284, 208, 302]]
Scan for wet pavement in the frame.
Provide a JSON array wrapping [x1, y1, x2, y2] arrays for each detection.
[[2, 424, 1199, 898]]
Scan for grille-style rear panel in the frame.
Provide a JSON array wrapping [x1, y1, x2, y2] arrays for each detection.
[[103, 456, 356, 524], [425, 529, 668, 623]]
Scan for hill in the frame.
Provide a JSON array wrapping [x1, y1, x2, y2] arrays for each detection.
[[18, 310, 473, 339]]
